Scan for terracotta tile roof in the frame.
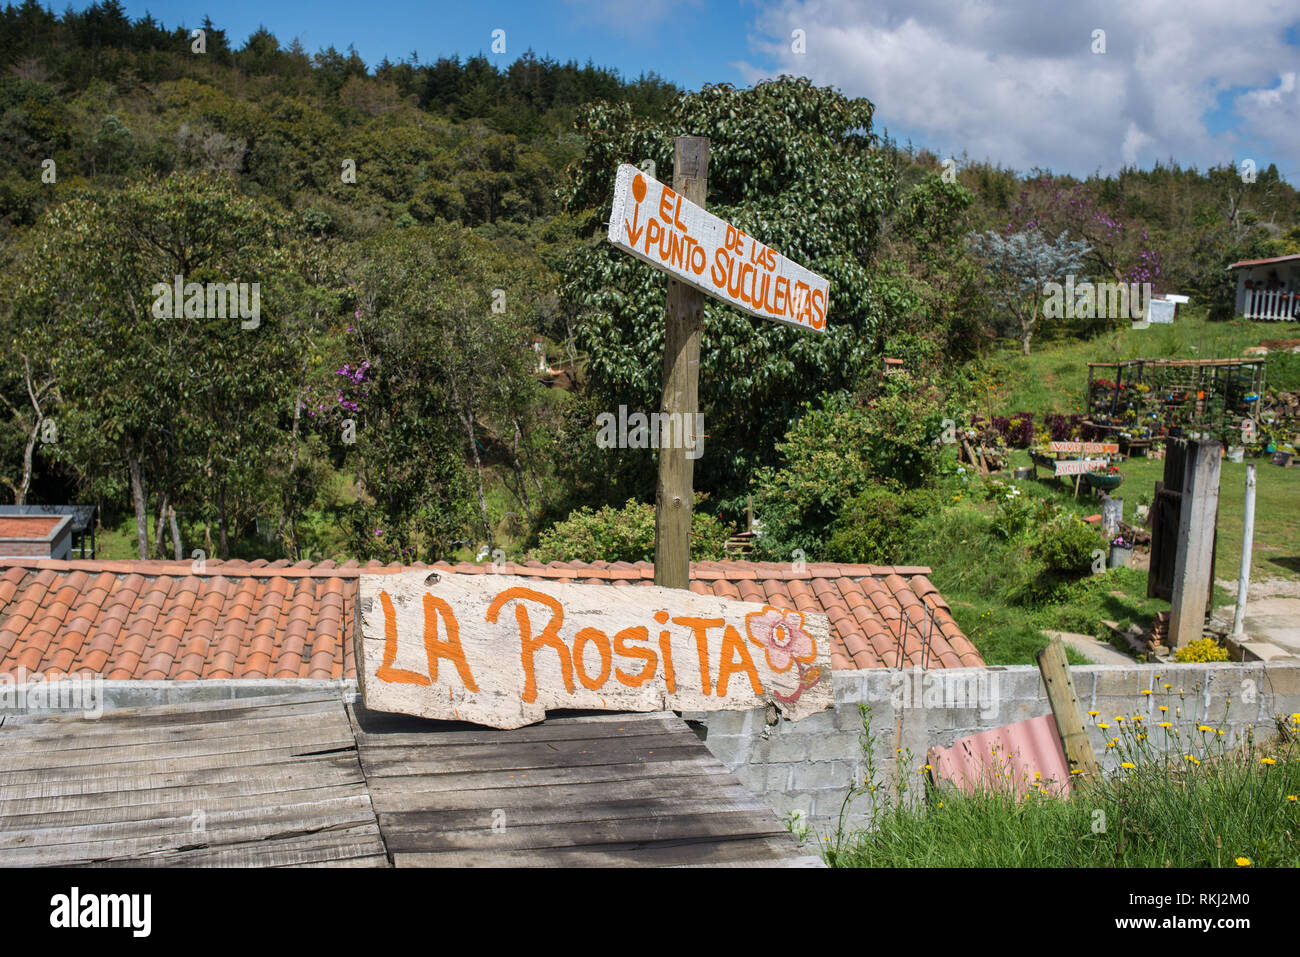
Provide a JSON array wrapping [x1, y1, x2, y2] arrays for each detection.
[[0, 558, 983, 680], [1227, 253, 1300, 269]]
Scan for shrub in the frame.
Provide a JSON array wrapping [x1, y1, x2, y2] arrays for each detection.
[[1174, 637, 1231, 663], [532, 498, 732, 563], [1004, 412, 1036, 448], [825, 486, 943, 563], [751, 390, 952, 560], [1029, 513, 1105, 576]]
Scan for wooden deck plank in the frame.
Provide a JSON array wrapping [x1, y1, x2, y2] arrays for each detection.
[[0, 694, 814, 867], [363, 758, 734, 797], [391, 835, 822, 868], [0, 753, 364, 802], [362, 772, 761, 812], [382, 809, 790, 854], [0, 694, 387, 869], [0, 692, 344, 728], [354, 707, 811, 867], [0, 703, 350, 754], [358, 740, 707, 778], [0, 783, 373, 831]]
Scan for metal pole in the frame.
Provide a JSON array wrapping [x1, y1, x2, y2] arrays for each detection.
[[1231, 464, 1257, 638]]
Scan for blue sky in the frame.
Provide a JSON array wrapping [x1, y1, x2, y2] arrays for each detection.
[[115, 0, 1300, 180], [119, 0, 758, 89]]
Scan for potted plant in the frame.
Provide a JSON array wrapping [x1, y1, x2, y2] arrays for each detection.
[[1109, 533, 1135, 569], [1084, 464, 1125, 491]]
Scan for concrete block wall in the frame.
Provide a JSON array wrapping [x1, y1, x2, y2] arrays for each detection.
[[684, 662, 1300, 839]]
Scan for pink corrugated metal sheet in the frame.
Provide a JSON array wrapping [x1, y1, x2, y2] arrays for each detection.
[[927, 713, 1071, 800]]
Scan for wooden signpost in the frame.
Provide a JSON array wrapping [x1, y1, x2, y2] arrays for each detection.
[[1053, 457, 1109, 476], [357, 571, 833, 730], [606, 142, 830, 588], [1049, 441, 1119, 456]]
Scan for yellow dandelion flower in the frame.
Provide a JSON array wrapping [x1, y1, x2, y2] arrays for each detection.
[[1098, 722, 1111, 730], [1287, 796, 1297, 803], [1087, 710, 1099, 717], [1121, 762, 1136, 769], [1164, 683, 1172, 690], [1158, 722, 1172, 728], [1262, 758, 1276, 766], [1198, 725, 1212, 733], [1141, 689, 1153, 696], [1159, 706, 1169, 712], [1236, 857, 1251, 867]]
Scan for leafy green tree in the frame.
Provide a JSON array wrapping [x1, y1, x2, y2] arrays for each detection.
[[336, 223, 554, 558], [10, 173, 303, 558], [966, 229, 1089, 355], [559, 77, 896, 520]]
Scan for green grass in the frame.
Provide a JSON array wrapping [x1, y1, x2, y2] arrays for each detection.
[[821, 705, 1300, 868], [974, 312, 1300, 420], [1006, 448, 1300, 584]]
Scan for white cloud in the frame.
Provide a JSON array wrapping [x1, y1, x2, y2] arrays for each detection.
[[737, 0, 1300, 176]]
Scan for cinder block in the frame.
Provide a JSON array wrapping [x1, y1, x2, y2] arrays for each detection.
[[762, 762, 795, 791], [1261, 664, 1300, 700], [701, 733, 750, 769], [103, 685, 168, 710], [774, 732, 860, 764], [791, 760, 855, 791], [166, 682, 234, 705], [731, 762, 768, 795], [702, 708, 752, 737]]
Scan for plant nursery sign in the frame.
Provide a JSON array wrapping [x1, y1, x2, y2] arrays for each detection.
[[356, 571, 833, 729], [1054, 458, 1109, 476], [1049, 441, 1120, 455], [606, 163, 830, 333]]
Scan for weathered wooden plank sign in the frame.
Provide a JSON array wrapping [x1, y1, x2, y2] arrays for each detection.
[[1054, 458, 1108, 476], [356, 572, 833, 730], [1049, 441, 1119, 455], [606, 163, 830, 333]]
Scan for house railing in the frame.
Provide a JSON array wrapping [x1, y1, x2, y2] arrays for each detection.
[[1243, 288, 1299, 320]]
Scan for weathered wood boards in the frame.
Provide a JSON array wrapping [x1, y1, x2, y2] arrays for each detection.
[[0, 693, 388, 867], [356, 571, 833, 730], [606, 163, 830, 333]]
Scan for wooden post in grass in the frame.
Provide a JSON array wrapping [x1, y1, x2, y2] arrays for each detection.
[[605, 140, 829, 588], [1167, 439, 1221, 649], [1037, 637, 1100, 778], [654, 136, 709, 589]]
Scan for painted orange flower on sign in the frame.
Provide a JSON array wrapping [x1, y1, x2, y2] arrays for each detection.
[[746, 605, 815, 673]]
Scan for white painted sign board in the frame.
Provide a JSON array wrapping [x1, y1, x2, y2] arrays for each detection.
[[606, 163, 830, 333], [1055, 458, 1108, 476], [356, 571, 833, 730], [1147, 298, 1176, 324], [1049, 441, 1120, 455]]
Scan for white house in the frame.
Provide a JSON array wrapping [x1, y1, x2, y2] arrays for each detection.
[[1229, 253, 1300, 320]]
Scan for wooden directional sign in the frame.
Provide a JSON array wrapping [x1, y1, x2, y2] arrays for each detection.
[[607, 163, 830, 333], [1049, 441, 1120, 455], [356, 571, 833, 730], [1055, 458, 1108, 476]]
